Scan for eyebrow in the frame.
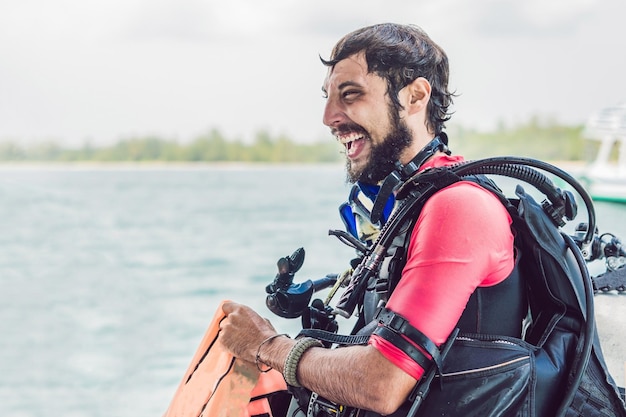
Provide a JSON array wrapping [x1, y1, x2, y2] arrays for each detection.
[[338, 81, 362, 90]]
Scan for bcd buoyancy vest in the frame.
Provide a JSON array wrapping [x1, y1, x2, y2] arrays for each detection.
[[299, 153, 626, 417], [358, 174, 527, 338]]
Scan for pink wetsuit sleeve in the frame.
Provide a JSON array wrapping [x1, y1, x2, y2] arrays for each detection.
[[369, 181, 514, 380]]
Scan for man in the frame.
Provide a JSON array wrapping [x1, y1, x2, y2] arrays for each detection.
[[219, 23, 516, 415]]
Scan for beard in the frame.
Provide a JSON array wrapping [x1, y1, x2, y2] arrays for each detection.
[[345, 111, 413, 185]]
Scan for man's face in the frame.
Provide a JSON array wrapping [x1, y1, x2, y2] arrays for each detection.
[[322, 53, 413, 184]]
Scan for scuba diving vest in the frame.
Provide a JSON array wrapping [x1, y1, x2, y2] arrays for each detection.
[[340, 137, 527, 338], [356, 173, 527, 338], [293, 136, 626, 417]]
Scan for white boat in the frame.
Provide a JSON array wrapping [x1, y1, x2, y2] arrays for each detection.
[[580, 103, 626, 203]]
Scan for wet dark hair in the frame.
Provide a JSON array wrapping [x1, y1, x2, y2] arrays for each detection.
[[321, 23, 454, 134]]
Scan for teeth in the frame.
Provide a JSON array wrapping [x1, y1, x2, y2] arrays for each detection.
[[336, 132, 364, 145]]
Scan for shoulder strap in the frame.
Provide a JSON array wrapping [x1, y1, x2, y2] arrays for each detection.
[[334, 167, 463, 318], [371, 135, 450, 224]]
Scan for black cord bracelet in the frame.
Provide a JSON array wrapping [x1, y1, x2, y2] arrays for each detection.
[[283, 337, 324, 387]]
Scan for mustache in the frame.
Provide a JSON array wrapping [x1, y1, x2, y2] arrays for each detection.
[[331, 123, 369, 137]]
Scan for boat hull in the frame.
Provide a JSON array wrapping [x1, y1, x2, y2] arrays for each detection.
[[580, 171, 626, 203]]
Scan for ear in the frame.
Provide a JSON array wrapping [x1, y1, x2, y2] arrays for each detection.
[[404, 77, 431, 115]]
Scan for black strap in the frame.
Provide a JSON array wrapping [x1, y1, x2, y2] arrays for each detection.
[[297, 328, 370, 346], [372, 326, 433, 372], [298, 309, 442, 373], [371, 135, 449, 224], [375, 309, 441, 365], [373, 308, 442, 372]]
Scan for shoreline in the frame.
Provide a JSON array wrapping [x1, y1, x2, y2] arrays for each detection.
[[0, 161, 344, 171], [0, 159, 588, 166]]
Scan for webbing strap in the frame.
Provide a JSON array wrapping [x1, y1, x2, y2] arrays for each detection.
[[373, 308, 442, 372], [299, 327, 434, 372], [299, 309, 442, 374], [297, 329, 370, 346], [372, 326, 433, 372], [375, 309, 441, 366]]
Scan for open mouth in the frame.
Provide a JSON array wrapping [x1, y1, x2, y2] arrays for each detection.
[[336, 132, 366, 158]]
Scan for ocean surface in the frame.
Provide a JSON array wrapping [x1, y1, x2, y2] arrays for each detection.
[[1, 163, 625, 417]]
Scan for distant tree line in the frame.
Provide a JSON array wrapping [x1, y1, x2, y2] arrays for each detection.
[[0, 129, 343, 163], [451, 116, 597, 162], [0, 118, 599, 163]]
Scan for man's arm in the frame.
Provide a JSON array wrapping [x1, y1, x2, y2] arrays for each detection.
[[219, 302, 417, 415]]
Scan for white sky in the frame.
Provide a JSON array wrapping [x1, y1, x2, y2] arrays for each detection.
[[1, 0, 625, 146]]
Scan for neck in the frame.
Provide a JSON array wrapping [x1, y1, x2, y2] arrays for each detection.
[[400, 130, 447, 166], [406, 134, 449, 170], [398, 123, 439, 164]]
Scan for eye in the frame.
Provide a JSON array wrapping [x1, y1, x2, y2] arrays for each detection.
[[342, 90, 360, 100]]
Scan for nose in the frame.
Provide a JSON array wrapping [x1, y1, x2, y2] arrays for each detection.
[[323, 96, 345, 128]]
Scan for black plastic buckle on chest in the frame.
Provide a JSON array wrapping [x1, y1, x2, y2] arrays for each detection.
[[373, 308, 443, 373], [373, 246, 406, 295], [374, 277, 390, 294], [374, 307, 408, 332]]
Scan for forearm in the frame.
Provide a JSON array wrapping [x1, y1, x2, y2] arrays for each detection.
[[219, 302, 417, 414], [258, 336, 416, 414]]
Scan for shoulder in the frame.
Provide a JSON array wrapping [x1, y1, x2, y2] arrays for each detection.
[[428, 180, 505, 212], [418, 180, 512, 236], [416, 153, 512, 224]]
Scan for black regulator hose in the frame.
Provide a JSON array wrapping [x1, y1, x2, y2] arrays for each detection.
[[334, 187, 437, 317], [451, 157, 596, 245], [553, 233, 596, 417]]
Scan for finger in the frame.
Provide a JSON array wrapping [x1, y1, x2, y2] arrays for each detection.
[[221, 301, 240, 315], [264, 318, 277, 332], [218, 315, 227, 330]]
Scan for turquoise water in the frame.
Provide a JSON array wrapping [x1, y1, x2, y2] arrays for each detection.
[[0, 165, 355, 417], [1, 164, 625, 417]]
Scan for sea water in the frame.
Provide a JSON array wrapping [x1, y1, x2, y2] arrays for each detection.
[[0, 164, 624, 417]]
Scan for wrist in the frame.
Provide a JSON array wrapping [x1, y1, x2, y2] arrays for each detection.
[[283, 337, 324, 387], [255, 333, 290, 372]]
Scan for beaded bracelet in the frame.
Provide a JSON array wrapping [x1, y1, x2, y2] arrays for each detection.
[[255, 333, 289, 372], [283, 337, 324, 387]]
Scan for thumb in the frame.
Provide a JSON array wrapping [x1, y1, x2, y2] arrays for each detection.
[[221, 300, 240, 315]]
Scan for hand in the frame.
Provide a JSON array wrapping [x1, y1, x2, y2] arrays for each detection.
[[219, 301, 277, 363]]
